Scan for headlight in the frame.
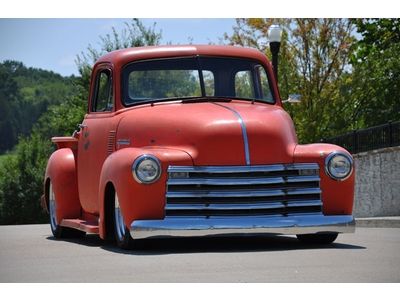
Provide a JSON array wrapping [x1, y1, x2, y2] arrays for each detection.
[[325, 152, 353, 181], [132, 155, 161, 184]]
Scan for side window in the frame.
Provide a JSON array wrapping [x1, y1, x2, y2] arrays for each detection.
[[93, 69, 113, 112], [235, 70, 254, 99]]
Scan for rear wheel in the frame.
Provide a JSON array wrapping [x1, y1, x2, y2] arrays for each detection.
[[113, 191, 134, 249], [48, 181, 85, 239], [296, 233, 338, 245]]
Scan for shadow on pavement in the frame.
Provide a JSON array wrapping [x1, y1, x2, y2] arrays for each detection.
[[46, 233, 366, 255]]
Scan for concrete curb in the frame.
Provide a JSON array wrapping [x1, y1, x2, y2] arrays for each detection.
[[356, 216, 400, 228]]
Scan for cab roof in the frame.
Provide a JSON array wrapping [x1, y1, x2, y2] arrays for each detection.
[[95, 45, 270, 68]]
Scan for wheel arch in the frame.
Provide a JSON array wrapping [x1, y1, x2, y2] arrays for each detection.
[[43, 177, 51, 212], [98, 147, 194, 239], [98, 148, 144, 239], [101, 181, 116, 241], [44, 148, 81, 223]]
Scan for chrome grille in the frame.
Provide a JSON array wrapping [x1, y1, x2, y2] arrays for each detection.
[[166, 163, 322, 217]]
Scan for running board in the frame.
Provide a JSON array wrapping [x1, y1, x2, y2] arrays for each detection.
[[60, 218, 99, 234]]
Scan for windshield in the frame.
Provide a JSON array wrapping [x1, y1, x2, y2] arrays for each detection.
[[122, 56, 275, 106]]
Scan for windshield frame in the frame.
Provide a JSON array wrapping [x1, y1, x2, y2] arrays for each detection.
[[121, 55, 277, 107]]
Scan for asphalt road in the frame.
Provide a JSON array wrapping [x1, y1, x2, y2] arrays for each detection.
[[0, 224, 399, 282]]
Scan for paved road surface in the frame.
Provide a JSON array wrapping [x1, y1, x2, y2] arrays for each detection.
[[0, 224, 399, 282]]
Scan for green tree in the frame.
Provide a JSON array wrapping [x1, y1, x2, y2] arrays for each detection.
[[225, 18, 356, 143], [0, 19, 162, 225], [0, 60, 76, 153], [344, 19, 400, 128], [0, 133, 51, 224], [76, 18, 162, 96], [37, 18, 162, 141], [0, 64, 21, 152]]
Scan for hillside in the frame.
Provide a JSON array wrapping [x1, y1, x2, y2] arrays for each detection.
[[0, 60, 77, 153]]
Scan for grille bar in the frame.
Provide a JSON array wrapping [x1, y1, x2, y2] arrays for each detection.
[[166, 199, 322, 211], [166, 163, 322, 218], [168, 164, 319, 174], [166, 187, 321, 198], [167, 196, 321, 205], [167, 175, 319, 186]]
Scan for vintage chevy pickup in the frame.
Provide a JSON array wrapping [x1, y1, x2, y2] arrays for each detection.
[[43, 45, 355, 249]]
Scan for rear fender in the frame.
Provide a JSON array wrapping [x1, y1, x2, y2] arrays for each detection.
[[44, 148, 81, 223]]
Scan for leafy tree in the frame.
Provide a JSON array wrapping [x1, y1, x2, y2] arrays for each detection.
[[352, 18, 400, 60], [0, 64, 21, 152], [36, 18, 163, 141], [225, 18, 356, 143], [0, 19, 162, 225], [344, 19, 400, 128], [76, 18, 162, 96], [0, 133, 50, 224], [0, 60, 75, 153]]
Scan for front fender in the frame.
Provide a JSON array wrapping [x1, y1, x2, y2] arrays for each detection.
[[44, 148, 81, 223], [294, 143, 355, 215], [98, 147, 193, 239]]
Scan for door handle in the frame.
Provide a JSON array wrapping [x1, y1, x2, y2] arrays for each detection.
[[72, 124, 87, 138]]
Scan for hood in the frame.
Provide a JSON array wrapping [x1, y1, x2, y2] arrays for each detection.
[[116, 101, 298, 166]]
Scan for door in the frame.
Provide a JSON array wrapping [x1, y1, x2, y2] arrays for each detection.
[[77, 65, 116, 214]]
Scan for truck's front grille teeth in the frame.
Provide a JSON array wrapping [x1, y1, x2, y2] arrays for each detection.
[[166, 164, 322, 218]]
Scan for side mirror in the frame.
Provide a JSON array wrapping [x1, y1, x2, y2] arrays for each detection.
[[282, 94, 301, 104]]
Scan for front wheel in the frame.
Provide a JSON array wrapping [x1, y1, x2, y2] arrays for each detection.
[[296, 233, 338, 245], [113, 191, 134, 249]]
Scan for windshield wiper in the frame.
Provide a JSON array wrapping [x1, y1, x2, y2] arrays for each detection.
[[181, 96, 233, 103], [128, 96, 266, 106], [136, 96, 234, 105], [181, 96, 271, 104], [127, 96, 202, 106]]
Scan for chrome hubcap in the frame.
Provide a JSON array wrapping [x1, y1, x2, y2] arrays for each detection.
[[49, 182, 57, 231], [114, 192, 126, 240]]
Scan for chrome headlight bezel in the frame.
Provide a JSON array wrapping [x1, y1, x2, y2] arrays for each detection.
[[325, 151, 353, 181], [132, 155, 161, 184]]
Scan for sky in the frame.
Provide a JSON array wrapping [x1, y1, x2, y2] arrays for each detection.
[[0, 19, 236, 76]]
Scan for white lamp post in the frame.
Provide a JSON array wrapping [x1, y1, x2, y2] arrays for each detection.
[[268, 25, 282, 81]]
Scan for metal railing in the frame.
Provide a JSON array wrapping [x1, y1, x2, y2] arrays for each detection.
[[320, 121, 400, 154]]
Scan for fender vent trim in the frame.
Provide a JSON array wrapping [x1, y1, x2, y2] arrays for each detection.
[[107, 130, 116, 155]]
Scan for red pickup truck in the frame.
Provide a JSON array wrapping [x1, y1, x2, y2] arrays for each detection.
[[43, 45, 355, 249]]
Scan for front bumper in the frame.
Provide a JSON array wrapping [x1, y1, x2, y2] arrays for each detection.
[[129, 214, 355, 239]]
